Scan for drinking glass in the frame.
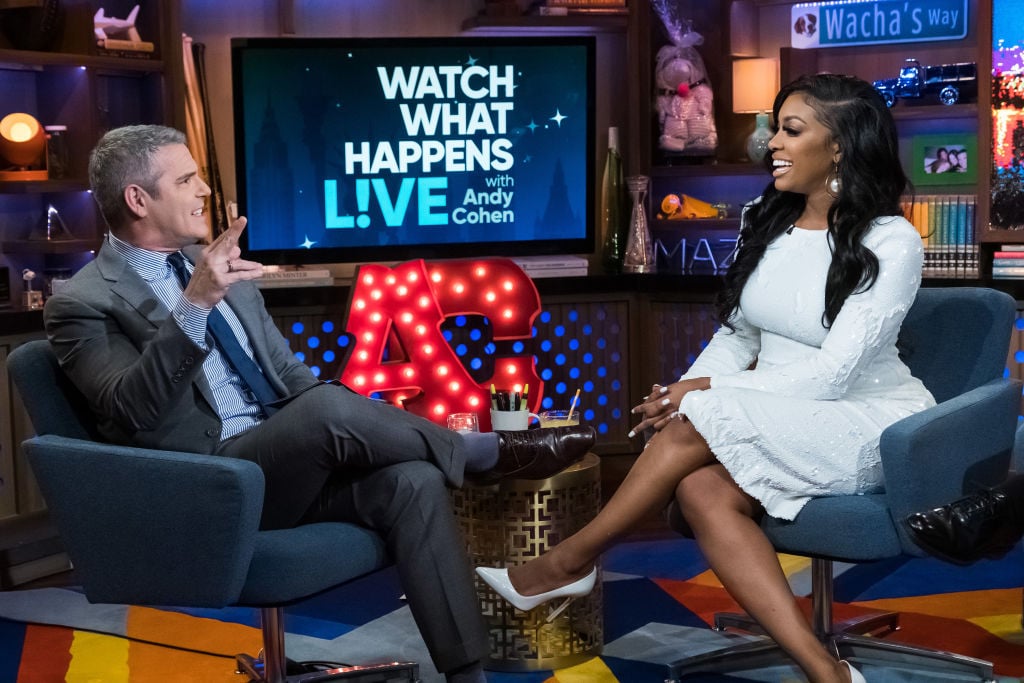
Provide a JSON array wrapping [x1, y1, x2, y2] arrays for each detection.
[[446, 412, 480, 433]]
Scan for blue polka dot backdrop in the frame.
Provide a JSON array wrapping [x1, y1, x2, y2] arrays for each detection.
[[268, 296, 1024, 449]]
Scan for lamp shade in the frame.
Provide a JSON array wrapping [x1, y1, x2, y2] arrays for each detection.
[[732, 58, 778, 114], [0, 112, 46, 169]]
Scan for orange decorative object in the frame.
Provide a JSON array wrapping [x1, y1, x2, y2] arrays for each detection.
[[660, 193, 718, 220], [340, 258, 543, 430]]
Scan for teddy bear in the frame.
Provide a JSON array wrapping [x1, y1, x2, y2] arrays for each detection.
[[650, 3, 718, 157], [655, 43, 717, 155]]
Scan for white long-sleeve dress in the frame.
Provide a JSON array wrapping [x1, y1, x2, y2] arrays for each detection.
[[678, 215, 936, 520]]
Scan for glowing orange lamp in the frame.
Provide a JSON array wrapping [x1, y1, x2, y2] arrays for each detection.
[[340, 258, 543, 430], [0, 113, 48, 180]]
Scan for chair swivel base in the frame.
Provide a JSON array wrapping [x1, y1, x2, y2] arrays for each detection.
[[235, 653, 420, 683], [665, 630, 996, 682]]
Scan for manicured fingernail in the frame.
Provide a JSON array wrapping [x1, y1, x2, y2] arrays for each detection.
[[627, 430, 636, 438], [659, 386, 669, 394], [660, 398, 671, 406]]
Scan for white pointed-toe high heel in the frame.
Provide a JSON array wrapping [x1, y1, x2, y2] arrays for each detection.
[[839, 660, 866, 683], [475, 566, 597, 622]]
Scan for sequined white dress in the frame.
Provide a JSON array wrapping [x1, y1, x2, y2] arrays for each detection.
[[678, 216, 935, 520]]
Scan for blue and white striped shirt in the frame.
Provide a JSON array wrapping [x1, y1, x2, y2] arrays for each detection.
[[108, 233, 264, 439]]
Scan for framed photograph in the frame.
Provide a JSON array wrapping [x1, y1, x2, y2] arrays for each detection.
[[912, 133, 977, 186]]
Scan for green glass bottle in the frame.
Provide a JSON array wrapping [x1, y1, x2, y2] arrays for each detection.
[[601, 127, 626, 274]]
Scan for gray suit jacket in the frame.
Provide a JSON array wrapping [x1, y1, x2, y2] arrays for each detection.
[[44, 242, 318, 453]]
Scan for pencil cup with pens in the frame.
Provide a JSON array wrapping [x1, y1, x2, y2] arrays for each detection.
[[489, 385, 538, 431]]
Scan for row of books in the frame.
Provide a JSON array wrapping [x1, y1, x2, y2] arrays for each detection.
[[901, 194, 978, 279], [992, 244, 1024, 279]]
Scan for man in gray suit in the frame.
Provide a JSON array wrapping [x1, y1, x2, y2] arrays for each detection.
[[43, 125, 595, 683]]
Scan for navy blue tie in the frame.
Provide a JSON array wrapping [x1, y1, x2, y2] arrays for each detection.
[[167, 252, 280, 416]]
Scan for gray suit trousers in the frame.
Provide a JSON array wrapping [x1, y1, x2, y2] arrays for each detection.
[[216, 382, 489, 673]]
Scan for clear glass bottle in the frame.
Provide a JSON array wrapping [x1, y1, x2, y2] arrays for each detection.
[[623, 175, 655, 273], [600, 127, 626, 274]]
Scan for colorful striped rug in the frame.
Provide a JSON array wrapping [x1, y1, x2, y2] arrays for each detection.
[[0, 536, 1021, 682]]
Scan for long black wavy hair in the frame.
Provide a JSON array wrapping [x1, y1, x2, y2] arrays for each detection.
[[716, 73, 909, 329]]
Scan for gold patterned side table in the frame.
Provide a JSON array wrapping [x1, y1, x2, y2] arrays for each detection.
[[452, 452, 603, 671]]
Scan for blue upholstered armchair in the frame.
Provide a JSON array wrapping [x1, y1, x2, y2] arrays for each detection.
[[7, 339, 418, 683], [666, 287, 1021, 681]]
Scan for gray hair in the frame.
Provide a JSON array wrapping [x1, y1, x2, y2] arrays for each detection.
[[88, 125, 186, 231]]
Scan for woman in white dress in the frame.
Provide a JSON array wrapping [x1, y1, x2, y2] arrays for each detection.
[[478, 74, 931, 683]]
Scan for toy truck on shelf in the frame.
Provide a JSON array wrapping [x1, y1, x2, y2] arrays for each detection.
[[872, 59, 977, 107]]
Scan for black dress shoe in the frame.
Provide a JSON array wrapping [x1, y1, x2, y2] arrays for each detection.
[[471, 426, 595, 485], [903, 487, 1023, 565]]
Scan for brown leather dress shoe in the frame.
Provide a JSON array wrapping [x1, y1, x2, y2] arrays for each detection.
[[471, 426, 596, 485]]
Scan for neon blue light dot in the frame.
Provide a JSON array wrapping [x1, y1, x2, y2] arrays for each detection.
[[456, 344, 468, 356], [583, 324, 592, 334], [542, 368, 553, 380], [455, 315, 467, 326], [611, 351, 621, 362], [584, 409, 594, 421], [569, 367, 580, 379], [555, 353, 566, 365], [291, 322, 304, 334], [338, 336, 350, 347], [597, 338, 607, 349], [583, 352, 593, 363], [541, 340, 553, 352], [485, 342, 496, 354], [295, 351, 306, 362], [583, 381, 594, 392], [471, 358, 483, 370], [310, 366, 321, 377], [324, 350, 336, 362], [554, 325, 565, 337], [307, 337, 320, 348], [542, 396, 554, 409], [556, 382, 567, 394], [568, 339, 579, 350], [598, 423, 609, 434], [597, 394, 608, 406], [568, 310, 578, 322], [612, 408, 622, 419], [444, 330, 454, 341], [470, 329, 482, 341], [611, 380, 621, 390], [1015, 351, 1024, 364], [321, 321, 334, 333], [597, 367, 607, 377], [540, 311, 552, 323], [513, 341, 525, 353], [1005, 367, 1012, 378], [1017, 318, 1024, 330]]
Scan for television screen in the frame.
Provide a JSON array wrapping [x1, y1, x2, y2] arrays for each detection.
[[231, 36, 596, 266]]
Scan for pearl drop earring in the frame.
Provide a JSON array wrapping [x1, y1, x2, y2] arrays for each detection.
[[827, 162, 840, 196]]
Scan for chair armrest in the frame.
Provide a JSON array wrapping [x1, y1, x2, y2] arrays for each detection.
[[25, 434, 265, 607], [880, 378, 1021, 552]]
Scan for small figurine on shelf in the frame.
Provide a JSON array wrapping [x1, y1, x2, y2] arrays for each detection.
[[651, 1, 717, 157], [94, 5, 155, 55], [22, 268, 43, 310]]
